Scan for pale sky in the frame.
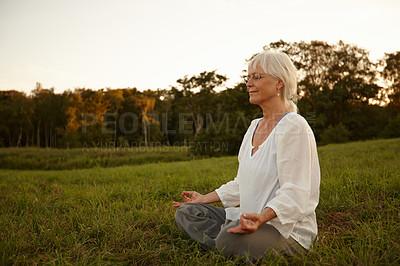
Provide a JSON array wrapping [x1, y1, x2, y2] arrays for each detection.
[[0, 0, 399, 94]]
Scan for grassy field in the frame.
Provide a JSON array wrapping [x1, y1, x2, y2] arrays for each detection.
[[0, 138, 399, 264], [0, 146, 195, 170]]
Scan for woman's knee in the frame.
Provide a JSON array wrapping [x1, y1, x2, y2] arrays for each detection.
[[215, 223, 283, 259], [215, 222, 243, 256], [215, 230, 233, 255], [175, 203, 198, 218], [175, 204, 194, 224], [174, 203, 209, 229]]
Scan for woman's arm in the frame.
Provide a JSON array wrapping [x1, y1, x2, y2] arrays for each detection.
[[172, 191, 221, 208]]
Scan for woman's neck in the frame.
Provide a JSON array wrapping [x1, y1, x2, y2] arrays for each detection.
[[261, 105, 289, 122]]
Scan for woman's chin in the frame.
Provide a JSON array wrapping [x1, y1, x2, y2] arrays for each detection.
[[249, 95, 259, 105]]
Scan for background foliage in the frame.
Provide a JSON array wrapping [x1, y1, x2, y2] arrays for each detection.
[[1, 40, 400, 156]]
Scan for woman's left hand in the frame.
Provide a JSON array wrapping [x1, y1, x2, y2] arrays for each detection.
[[227, 213, 263, 234]]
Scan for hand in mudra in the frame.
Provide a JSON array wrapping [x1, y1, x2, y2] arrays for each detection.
[[173, 191, 203, 208], [227, 213, 263, 234]]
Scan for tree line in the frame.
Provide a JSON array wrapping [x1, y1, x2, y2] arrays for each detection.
[[1, 40, 399, 155]]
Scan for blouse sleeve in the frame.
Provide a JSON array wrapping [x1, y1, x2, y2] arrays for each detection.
[[265, 116, 320, 226], [215, 176, 240, 207]]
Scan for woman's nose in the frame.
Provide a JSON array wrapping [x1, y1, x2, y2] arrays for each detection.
[[246, 79, 254, 89]]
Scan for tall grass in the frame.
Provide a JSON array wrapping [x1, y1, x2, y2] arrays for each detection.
[[0, 146, 195, 170], [0, 138, 399, 264], [314, 138, 400, 264]]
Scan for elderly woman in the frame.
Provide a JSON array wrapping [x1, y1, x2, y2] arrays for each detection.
[[173, 50, 320, 260]]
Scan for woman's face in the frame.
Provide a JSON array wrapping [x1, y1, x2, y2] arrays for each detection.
[[246, 64, 280, 106]]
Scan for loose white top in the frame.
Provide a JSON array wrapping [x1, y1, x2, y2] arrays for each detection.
[[215, 112, 320, 250]]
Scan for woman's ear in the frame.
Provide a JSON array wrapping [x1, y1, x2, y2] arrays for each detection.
[[277, 79, 284, 90]]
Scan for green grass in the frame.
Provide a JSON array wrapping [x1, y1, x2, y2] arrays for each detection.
[[0, 138, 399, 264], [0, 146, 195, 170]]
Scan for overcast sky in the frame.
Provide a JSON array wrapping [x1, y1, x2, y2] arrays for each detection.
[[1, 0, 399, 94]]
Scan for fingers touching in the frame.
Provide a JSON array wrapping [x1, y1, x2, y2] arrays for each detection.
[[172, 191, 201, 208], [227, 213, 261, 234]]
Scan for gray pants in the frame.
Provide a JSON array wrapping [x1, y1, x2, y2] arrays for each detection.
[[175, 203, 306, 260]]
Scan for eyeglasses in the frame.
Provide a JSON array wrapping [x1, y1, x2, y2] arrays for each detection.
[[244, 73, 273, 84]]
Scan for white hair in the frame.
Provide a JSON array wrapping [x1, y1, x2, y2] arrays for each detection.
[[248, 50, 298, 113]]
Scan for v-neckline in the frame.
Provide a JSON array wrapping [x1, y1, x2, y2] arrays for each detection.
[[250, 112, 290, 157]]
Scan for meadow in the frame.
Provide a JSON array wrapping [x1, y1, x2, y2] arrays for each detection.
[[0, 138, 399, 265], [0, 146, 194, 170]]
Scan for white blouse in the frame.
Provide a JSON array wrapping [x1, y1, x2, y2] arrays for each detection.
[[215, 112, 320, 250]]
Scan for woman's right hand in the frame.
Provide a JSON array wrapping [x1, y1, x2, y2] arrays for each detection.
[[172, 191, 204, 208]]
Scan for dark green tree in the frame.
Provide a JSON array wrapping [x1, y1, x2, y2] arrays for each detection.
[[31, 83, 68, 147], [176, 70, 227, 139], [380, 51, 400, 138], [381, 51, 400, 108], [0, 91, 33, 147]]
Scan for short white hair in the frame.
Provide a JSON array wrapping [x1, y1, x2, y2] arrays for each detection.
[[248, 50, 298, 113]]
